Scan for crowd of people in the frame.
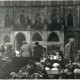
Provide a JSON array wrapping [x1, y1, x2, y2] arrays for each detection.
[[0, 41, 46, 58], [0, 42, 16, 57], [0, 38, 80, 79]]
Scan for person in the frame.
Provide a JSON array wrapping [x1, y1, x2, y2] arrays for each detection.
[[3, 42, 16, 57], [0, 44, 5, 54], [20, 41, 32, 57], [64, 62, 75, 79], [33, 42, 46, 60], [65, 38, 75, 63], [76, 51, 80, 63]]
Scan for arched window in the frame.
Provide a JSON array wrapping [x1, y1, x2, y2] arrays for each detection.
[[5, 14, 10, 27], [4, 35, 10, 43], [67, 13, 73, 26], [51, 9, 57, 25], [20, 14, 25, 24], [47, 32, 59, 42], [35, 13, 42, 23], [51, 13, 57, 24], [15, 33, 26, 50], [32, 32, 42, 41]]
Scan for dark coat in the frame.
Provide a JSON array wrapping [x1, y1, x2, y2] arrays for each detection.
[[33, 45, 46, 58]]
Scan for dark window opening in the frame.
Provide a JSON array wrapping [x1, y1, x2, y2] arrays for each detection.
[[47, 32, 59, 42], [32, 32, 42, 41], [67, 13, 73, 26], [51, 12, 57, 25], [5, 15, 10, 27], [16, 33, 26, 50], [35, 13, 42, 23], [20, 15, 25, 24]]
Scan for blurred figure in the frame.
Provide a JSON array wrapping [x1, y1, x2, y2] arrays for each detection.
[[65, 38, 75, 63], [3, 42, 16, 57], [0, 44, 5, 54], [64, 62, 75, 79], [20, 41, 32, 57], [33, 42, 46, 60], [0, 44, 5, 57]]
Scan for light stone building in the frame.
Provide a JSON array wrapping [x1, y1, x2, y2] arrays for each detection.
[[0, 0, 79, 54]]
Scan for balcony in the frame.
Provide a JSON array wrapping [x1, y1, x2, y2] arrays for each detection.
[[47, 23, 64, 31], [12, 24, 30, 31], [30, 23, 45, 31]]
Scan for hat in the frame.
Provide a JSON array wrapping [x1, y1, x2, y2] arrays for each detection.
[[69, 38, 75, 42]]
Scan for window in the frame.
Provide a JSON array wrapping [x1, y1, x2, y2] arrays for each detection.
[[47, 32, 59, 42], [20, 14, 25, 24], [51, 13, 57, 25], [35, 13, 42, 23], [15, 33, 26, 50], [67, 13, 73, 26], [51, 8, 57, 25], [32, 32, 42, 41], [5, 14, 10, 27]]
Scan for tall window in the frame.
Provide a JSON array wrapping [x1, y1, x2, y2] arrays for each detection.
[[51, 9, 57, 25], [20, 14, 25, 24], [35, 13, 42, 23], [67, 13, 73, 26], [51, 13, 57, 24], [15, 33, 26, 50], [5, 14, 10, 27]]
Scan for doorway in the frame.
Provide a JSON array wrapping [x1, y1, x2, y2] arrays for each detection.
[[15, 33, 26, 51]]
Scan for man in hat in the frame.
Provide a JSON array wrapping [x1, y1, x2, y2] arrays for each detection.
[[20, 41, 32, 57], [65, 38, 75, 63], [33, 42, 46, 60]]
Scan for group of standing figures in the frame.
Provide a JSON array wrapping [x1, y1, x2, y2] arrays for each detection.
[[20, 41, 46, 58], [0, 37, 80, 79], [0, 41, 46, 59], [0, 37, 79, 63]]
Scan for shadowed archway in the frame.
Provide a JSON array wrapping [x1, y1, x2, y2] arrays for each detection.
[[15, 33, 26, 50], [47, 32, 59, 42], [32, 32, 42, 41]]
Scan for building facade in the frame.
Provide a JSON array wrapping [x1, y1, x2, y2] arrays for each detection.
[[0, 0, 79, 54]]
